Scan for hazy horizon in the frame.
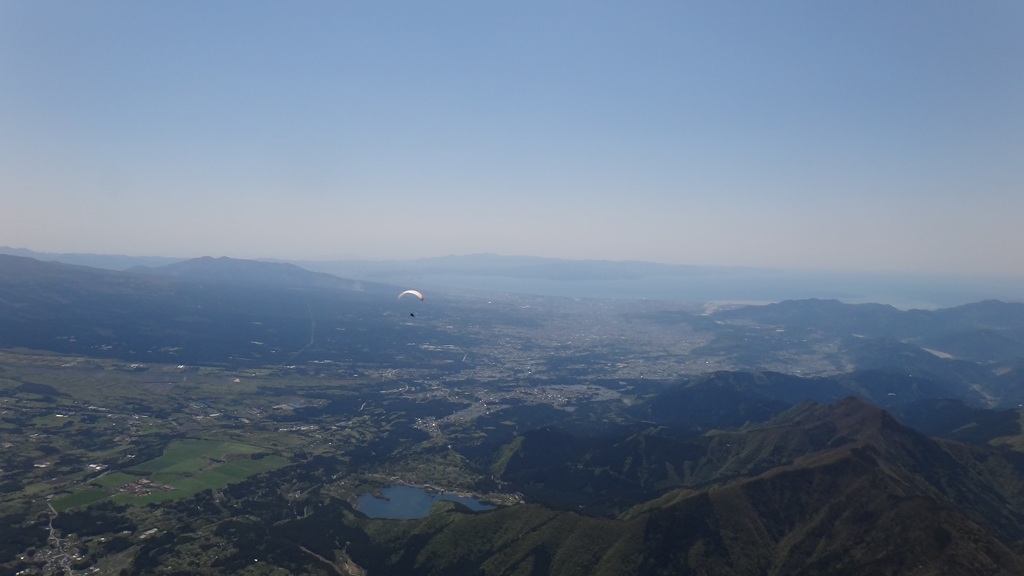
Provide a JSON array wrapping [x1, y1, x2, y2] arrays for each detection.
[[7, 242, 1024, 279], [3, 2, 1022, 275], [5, 244, 1024, 311]]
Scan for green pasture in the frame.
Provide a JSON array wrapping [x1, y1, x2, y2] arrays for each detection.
[[52, 488, 109, 512], [125, 438, 264, 474], [54, 438, 290, 509], [92, 471, 139, 489]]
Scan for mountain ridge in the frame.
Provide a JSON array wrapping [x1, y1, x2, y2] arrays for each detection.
[[303, 397, 1024, 575]]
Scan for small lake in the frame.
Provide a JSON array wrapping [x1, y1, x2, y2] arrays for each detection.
[[356, 485, 494, 519]]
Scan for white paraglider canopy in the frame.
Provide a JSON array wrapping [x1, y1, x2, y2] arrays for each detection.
[[397, 289, 424, 301]]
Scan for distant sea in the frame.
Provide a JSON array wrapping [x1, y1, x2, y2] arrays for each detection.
[[415, 270, 1024, 310]]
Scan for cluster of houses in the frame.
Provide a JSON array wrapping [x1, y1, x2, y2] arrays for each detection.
[[119, 477, 175, 496]]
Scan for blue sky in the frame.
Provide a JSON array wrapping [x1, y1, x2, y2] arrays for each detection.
[[2, 1, 1022, 275]]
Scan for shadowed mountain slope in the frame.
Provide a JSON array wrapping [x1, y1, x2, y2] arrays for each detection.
[[0, 254, 440, 366], [273, 398, 1024, 575]]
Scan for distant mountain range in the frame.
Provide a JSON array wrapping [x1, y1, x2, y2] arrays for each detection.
[[0, 246, 183, 270], [5, 246, 1024, 308]]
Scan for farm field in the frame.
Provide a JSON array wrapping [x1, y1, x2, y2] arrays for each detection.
[[52, 439, 290, 509]]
